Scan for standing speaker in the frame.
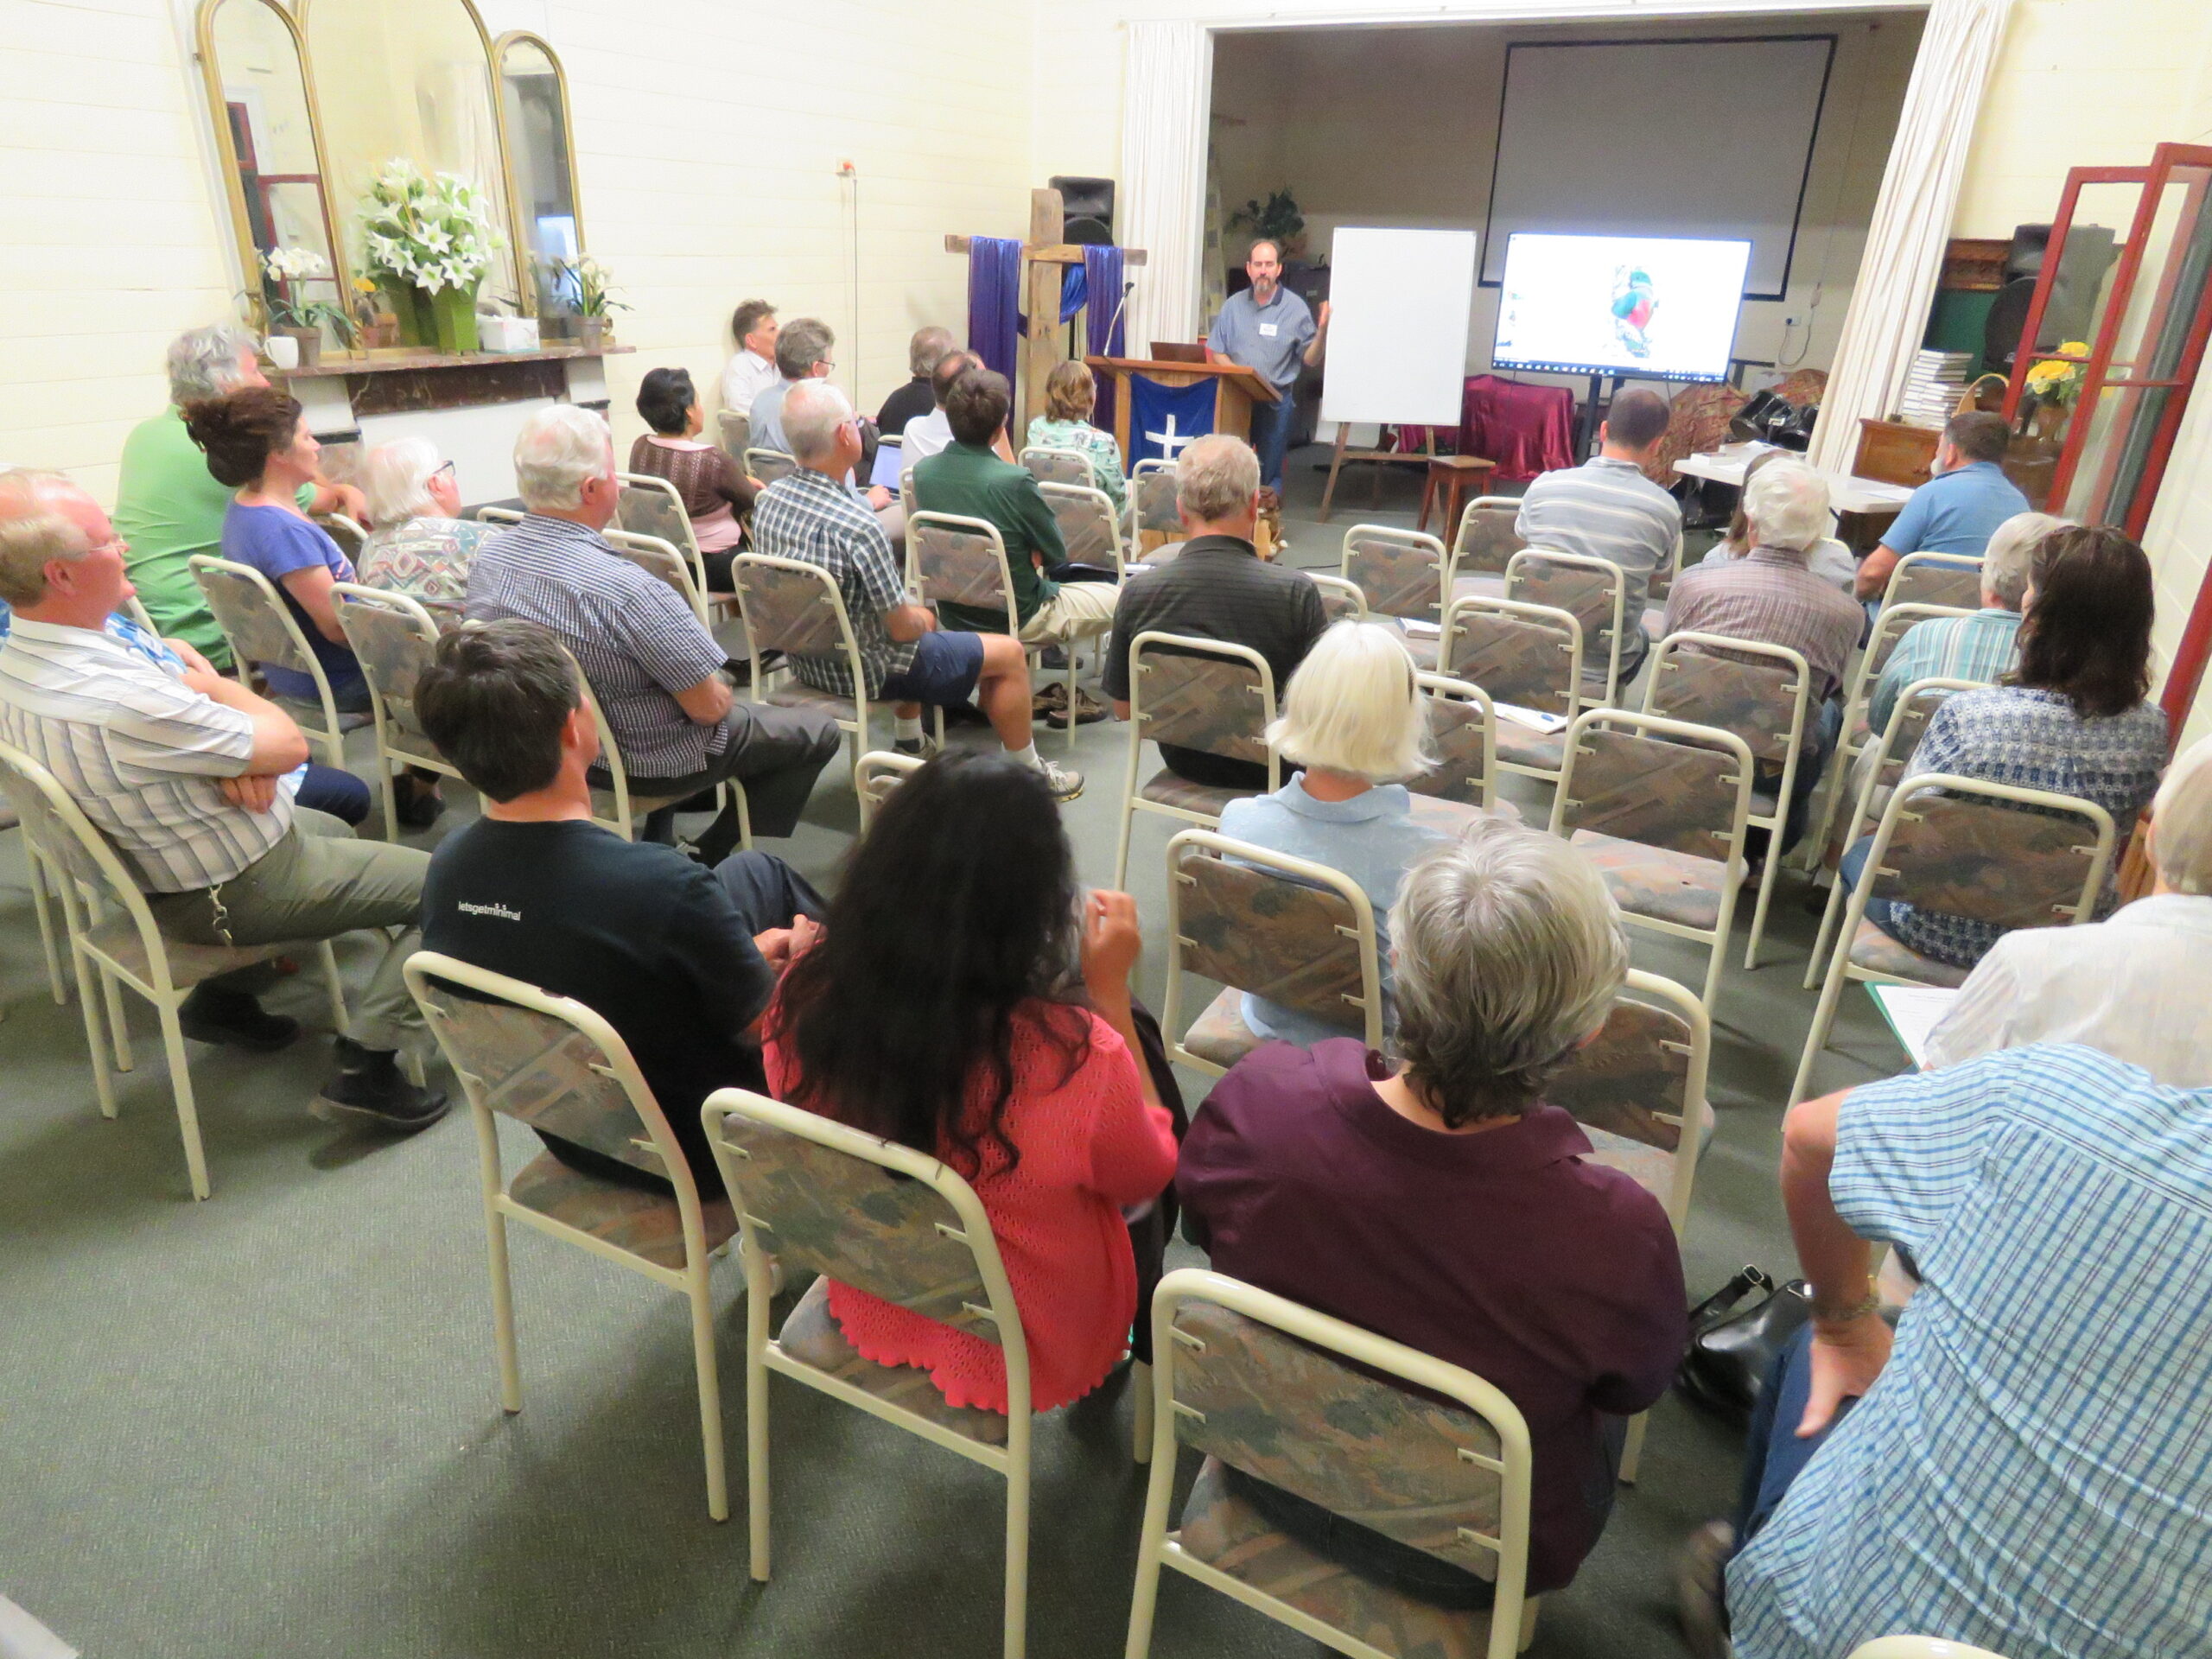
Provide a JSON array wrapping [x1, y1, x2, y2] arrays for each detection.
[[1050, 175, 1116, 245]]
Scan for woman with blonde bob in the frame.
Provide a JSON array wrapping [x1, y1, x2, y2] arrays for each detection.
[[1215, 618, 1446, 1044]]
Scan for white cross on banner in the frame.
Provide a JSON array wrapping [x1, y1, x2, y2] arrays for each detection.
[[1145, 415, 1192, 458], [1128, 373, 1217, 466]]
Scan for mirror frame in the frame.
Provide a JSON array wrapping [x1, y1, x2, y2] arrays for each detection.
[[492, 29, 587, 294], [194, 0, 354, 328]]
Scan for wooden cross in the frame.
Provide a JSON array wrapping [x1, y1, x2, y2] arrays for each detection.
[[945, 186, 1147, 438]]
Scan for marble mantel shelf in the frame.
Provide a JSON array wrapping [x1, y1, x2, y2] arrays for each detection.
[[275, 343, 635, 378]]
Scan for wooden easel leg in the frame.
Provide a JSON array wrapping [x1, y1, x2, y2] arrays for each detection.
[[1319, 426, 1349, 524]]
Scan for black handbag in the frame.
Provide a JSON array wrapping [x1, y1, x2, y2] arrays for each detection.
[[1676, 1266, 1814, 1417]]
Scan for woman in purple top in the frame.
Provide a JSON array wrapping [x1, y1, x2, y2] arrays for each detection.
[[1179, 818, 1687, 1604]]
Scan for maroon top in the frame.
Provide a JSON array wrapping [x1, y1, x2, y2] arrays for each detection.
[[1177, 1039, 1687, 1593]]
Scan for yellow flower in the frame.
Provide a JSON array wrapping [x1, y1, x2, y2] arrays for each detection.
[[353, 276, 378, 294], [2058, 340, 2089, 357]]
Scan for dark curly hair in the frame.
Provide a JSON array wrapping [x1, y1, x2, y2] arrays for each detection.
[[2014, 524, 2154, 719], [766, 753, 1090, 1177], [181, 385, 303, 488], [635, 366, 696, 436]]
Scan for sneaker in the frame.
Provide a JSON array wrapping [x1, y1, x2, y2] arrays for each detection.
[[311, 1038, 450, 1133], [893, 733, 943, 760], [1038, 758, 1084, 803], [1032, 682, 1071, 721], [392, 773, 444, 830], [178, 986, 300, 1052], [1675, 1519, 1736, 1659], [1047, 685, 1110, 728]]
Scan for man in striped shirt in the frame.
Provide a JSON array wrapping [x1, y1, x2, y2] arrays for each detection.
[[0, 471, 444, 1130], [1514, 385, 1681, 687]]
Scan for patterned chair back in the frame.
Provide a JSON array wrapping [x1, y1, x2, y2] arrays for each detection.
[[315, 513, 368, 563], [1342, 524, 1446, 622], [1866, 775, 2114, 928], [715, 409, 750, 461], [1544, 970, 1709, 1229], [1869, 677, 1972, 790], [1020, 447, 1094, 488], [615, 477, 700, 558], [1039, 481, 1122, 572], [1310, 575, 1369, 624], [1645, 634, 1806, 768], [1450, 496, 1527, 580], [1129, 465, 1181, 544], [1884, 552, 1985, 614], [745, 448, 798, 486], [1440, 596, 1583, 715], [908, 512, 1017, 630], [1167, 830, 1379, 1033], [331, 584, 440, 735], [602, 529, 701, 610], [0, 739, 143, 918], [1507, 550, 1621, 670], [855, 749, 923, 823], [1409, 673, 1496, 807], [1129, 632, 1275, 766], [705, 1090, 1007, 1346], [1153, 1271, 1531, 1595], [732, 554, 854, 660], [1555, 714, 1751, 859], [188, 555, 318, 677]]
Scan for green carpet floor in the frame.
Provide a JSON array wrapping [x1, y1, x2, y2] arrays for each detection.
[[0, 447, 1916, 1657]]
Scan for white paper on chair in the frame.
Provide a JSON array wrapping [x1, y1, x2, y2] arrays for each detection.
[[0, 1598, 77, 1659], [1399, 619, 1441, 637], [1867, 984, 1958, 1070], [1492, 702, 1572, 734]]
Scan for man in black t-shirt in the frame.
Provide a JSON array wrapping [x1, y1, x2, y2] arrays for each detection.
[[415, 620, 826, 1194]]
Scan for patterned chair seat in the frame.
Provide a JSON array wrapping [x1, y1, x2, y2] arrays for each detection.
[[1569, 830, 1735, 931], [1449, 573, 1507, 604], [1749, 788, 1780, 820], [765, 680, 860, 719], [1492, 723, 1566, 772], [776, 1274, 1010, 1446], [1140, 769, 1255, 819], [508, 1150, 736, 1271], [1846, 917, 1971, 988], [80, 914, 316, 991], [1182, 987, 1367, 1071], [1399, 632, 1440, 671], [1176, 1456, 1502, 1659], [276, 697, 373, 734], [1407, 795, 1514, 836], [589, 782, 694, 820]]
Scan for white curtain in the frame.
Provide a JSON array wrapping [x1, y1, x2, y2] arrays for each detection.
[[1808, 0, 2015, 473], [1122, 21, 1212, 354]]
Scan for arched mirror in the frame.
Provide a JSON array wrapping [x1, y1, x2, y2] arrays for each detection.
[[494, 32, 583, 327], [196, 0, 349, 339]]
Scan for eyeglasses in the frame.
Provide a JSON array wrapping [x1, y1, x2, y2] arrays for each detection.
[[432, 461, 456, 483]]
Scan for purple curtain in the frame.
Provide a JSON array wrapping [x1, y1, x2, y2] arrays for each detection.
[[1084, 245, 1128, 444], [966, 236, 1022, 404]]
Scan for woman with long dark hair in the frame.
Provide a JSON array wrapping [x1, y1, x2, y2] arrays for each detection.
[[764, 753, 1178, 1414]]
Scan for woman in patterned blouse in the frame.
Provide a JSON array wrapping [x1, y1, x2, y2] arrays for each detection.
[[1840, 524, 2169, 969], [1024, 359, 1128, 515], [356, 437, 492, 627], [626, 365, 757, 590]]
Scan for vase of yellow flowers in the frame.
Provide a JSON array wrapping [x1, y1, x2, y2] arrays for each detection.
[[2023, 341, 2089, 440]]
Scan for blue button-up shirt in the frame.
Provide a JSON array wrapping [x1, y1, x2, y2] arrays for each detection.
[[1883, 460, 2031, 558], [1206, 285, 1317, 390]]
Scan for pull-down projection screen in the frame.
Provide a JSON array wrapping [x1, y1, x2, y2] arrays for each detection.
[[1480, 35, 1835, 300]]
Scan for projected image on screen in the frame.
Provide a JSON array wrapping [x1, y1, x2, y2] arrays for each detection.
[[1493, 234, 1752, 383]]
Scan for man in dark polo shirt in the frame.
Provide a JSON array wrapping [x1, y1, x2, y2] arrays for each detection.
[[1102, 433, 1326, 788]]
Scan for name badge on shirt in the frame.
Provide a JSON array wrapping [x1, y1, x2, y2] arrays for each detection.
[[1258, 322, 1279, 339]]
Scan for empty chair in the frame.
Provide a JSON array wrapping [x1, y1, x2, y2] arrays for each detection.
[[329, 584, 462, 840], [1038, 479, 1125, 576], [1342, 524, 1448, 634], [1506, 549, 1627, 709], [1448, 494, 1527, 598], [1440, 594, 1583, 791], [1113, 632, 1281, 887], [405, 952, 731, 1520], [1878, 551, 1986, 618], [188, 553, 369, 766], [714, 407, 750, 462], [1020, 446, 1094, 488], [730, 552, 877, 775], [745, 447, 798, 486]]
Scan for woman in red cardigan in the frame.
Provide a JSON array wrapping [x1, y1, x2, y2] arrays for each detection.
[[764, 753, 1179, 1413]]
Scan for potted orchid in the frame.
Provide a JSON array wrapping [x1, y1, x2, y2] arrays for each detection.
[[554, 255, 628, 347], [355, 159, 505, 353], [251, 245, 356, 368]]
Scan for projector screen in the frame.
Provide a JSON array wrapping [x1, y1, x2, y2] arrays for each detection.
[[1481, 35, 1835, 298], [1492, 233, 1751, 383]]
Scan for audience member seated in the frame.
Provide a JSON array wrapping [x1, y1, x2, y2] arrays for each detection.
[[1840, 524, 2168, 970], [1025, 359, 1129, 515], [355, 436, 493, 626], [763, 753, 1179, 1414], [719, 297, 779, 416], [899, 348, 980, 464], [1922, 734, 2210, 1085], [1866, 509, 2063, 736], [1515, 385, 1680, 687], [750, 380, 1082, 801], [1853, 410, 2031, 603], [876, 325, 953, 437], [0, 471, 442, 1128], [1179, 821, 1686, 1605], [1697, 448, 1857, 594], [1662, 458, 1863, 849], [415, 620, 826, 1195], [750, 316, 901, 541], [113, 324, 363, 669], [1103, 434, 1326, 790], [627, 365, 758, 589], [466, 405, 842, 865], [1215, 619, 1446, 1045], [1682, 1046, 2212, 1659]]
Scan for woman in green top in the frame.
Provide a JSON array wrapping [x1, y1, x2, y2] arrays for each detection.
[[1024, 360, 1128, 515]]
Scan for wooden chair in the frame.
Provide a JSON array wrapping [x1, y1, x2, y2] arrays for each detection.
[[330, 584, 462, 839], [1162, 829, 1383, 1076], [563, 645, 745, 849], [1020, 446, 1096, 488], [906, 510, 1091, 752], [730, 552, 877, 780], [188, 553, 369, 766], [1128, 461, 1181, 556], [1311, 574, 1370, 623], [1410, 671, 1499, 813], [404, 952, 731, 1520], [1789, 774, 2116, 1105], [702, 1088, 1051, 1658], [1506, 549, 1627, 709], [1113, 632, 1280, 887], [0, 740, 350, 1201], [1878, 551, 1985, 618], [715, 408, 750, 462], [1549, 709, 1754, 1011], [1448, 494, 1527, 601], [1039, 480, 1126, 575], [745, 447, 798, 486], [603, 527, 711, 627], [1643, 632, 1813, 971], [1439, 594, 1583, 791], [1124, 1268, 1540, 1659], [1342, 524, 1448, 667], [854, 748, 923, 827]]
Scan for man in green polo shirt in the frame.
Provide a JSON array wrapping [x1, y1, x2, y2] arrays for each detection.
[[111, 325, 361, 669]]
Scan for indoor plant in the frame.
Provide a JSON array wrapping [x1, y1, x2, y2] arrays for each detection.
[[356, 159, 504, 353], [556, 254, 628, 347], [1227, 188, 1307, 262], [254, 246, 357, 368], [2023, 340, 2090, 439]]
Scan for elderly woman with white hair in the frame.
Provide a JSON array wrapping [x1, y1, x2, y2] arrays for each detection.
[[1179, 817, 1687, 1605], [1215, 618, 1447, 1044], [354, 437, 492, 626]]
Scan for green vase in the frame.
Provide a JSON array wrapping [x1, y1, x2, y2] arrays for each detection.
[[426, 284, 480, 353], [377, 277, 433, 346]]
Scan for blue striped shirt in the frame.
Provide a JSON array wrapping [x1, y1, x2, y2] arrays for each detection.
[[1729, 1046, 2212, 1659], [1867, 607, 2022, 736]]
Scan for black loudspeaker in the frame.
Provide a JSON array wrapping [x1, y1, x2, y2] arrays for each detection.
[[1050, 175, 1116, 245], [2005, 224, 2052, 285]]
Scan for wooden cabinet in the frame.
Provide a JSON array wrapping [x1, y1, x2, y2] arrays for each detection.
[[1853, 418, 1938, 488]]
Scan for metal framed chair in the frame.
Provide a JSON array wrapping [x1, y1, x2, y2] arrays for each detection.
[[616, 472, 736, 622], [404, 951, 732, 1520], [1128, 461, 1181, 557], [1161, 829, 1383, 1076], [702, 1087, 1045, 1656], [1124, 1268, 1539, 1659], [1039, 480, 1126, 576], [1878, 551, 1986, 618], [1643, 632, 1813, 971], [1311, 574, 1369, 623], [474, 505, 526, 527], [1549, 709, 1754, 1011], [1410, 671, 1499, 814], [602, 527, 711, 627], [854, 748, 923, 826], [1847, 1640, 2013, 1659], [0, 740, 350, 1201], [1020, 446, 1096, 488], [907, 509, 1092, 752], [330, 584, 462, 840], [1342, 524, 1448, 631], [1114, 632, 1281, 887], [188, 553, 369, 766], [744, 447, 798, 486], [730, 552, 877, 781], [1789, 774, 2116, 1105], [1447, 494, 1527, 599], [899, 467, 918, 522], [315, 512, 369, 562], [1506, 549, 1627, 710], [715, 408, 750, 462], [560, 645, 747, 850], [1439, 594, 1583, 791]]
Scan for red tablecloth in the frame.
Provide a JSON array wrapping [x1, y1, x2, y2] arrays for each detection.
[[1458, 375, 1576, 482]]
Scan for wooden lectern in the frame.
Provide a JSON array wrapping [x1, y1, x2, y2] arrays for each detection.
[[1084, 356, 1279, 463]]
